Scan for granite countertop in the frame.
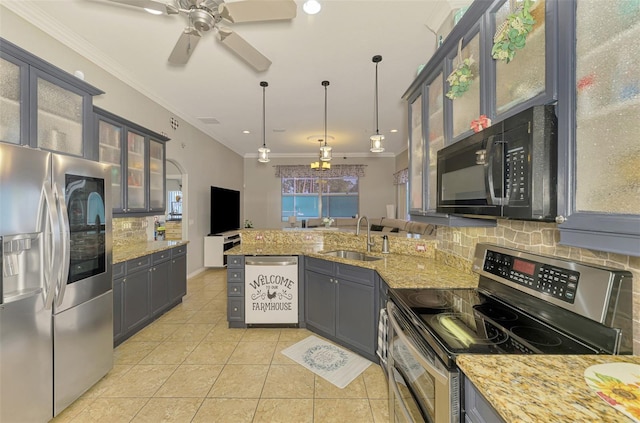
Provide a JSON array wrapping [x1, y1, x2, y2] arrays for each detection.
[[225, 243, 478, 290], [113, 240, 189, 264], [457, 354, 640, 423]]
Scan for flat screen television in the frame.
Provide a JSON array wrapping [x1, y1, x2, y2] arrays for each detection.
[[210, 186, 240, 235]]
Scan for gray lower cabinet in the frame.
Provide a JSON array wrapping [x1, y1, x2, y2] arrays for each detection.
[[123, 256, 152, 335], [169, 245, 187, 303], [151, 250, 171, 317], [226, 255, 245, 327], [113, 262, 125, 345], [463, 375, 506, 423], [114, 245, 188, 346], [304, 257, 378, 362]]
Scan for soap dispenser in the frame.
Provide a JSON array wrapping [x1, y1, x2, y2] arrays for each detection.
[[382, 235, 389, 254]]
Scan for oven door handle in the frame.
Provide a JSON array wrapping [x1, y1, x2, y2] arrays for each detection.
[[389, 368, 420, 423], [388, 304, 448, 385]]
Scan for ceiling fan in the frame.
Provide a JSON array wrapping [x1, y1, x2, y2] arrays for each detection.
[[106, 0, 296, 71]]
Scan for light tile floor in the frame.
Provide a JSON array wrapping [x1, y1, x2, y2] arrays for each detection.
[[51, 268, 389, 423]]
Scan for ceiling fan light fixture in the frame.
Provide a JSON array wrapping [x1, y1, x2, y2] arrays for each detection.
[[303, 0, 321, 15], [370, 54, 385, 153], [190, 8, 216, 32], [258, 81, 270, 163]]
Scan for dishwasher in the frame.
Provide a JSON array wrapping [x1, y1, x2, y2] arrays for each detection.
[[244, 256, 298, 324]]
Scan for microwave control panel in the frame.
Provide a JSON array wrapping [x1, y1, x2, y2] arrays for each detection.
[[483, 250, 580, 304], [505, 145, 528, 203]]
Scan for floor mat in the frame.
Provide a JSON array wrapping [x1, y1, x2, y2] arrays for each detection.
[[281, 335, 372, 389]]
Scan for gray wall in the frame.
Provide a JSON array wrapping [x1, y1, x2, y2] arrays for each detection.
[[0, 6, 243, 276], [244, 156, 397, 229]]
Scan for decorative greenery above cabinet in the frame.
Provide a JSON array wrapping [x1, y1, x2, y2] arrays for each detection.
[[94, 107, 169, 216], [404, 0, 639, 256], [0, 37, 103, 158]]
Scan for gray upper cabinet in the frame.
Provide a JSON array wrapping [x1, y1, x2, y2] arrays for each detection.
[[556, 0, 640, 256], [95, 106, 169, 216], [0, 38, 103, 158]]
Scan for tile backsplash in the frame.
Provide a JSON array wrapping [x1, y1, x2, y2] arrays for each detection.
[[436, 219, 640, 352], [112, 217, 149, 247]]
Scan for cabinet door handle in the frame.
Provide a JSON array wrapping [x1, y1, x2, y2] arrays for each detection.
[[123, 278, 126, 283], [233, 307, 238, 312]]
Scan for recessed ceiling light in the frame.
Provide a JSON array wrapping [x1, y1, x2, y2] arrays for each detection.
[[242, 130, 251, 134], [390, 129, 398, 133], [303, 0, 321, 15]]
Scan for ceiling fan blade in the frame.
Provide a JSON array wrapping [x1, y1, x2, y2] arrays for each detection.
[[219, 0, 296, 23], [106, 0, 179, 14], [217, 28, 271, 71], [168, 28, 201, 65]]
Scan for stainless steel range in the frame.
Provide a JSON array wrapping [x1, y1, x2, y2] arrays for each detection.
[[386, 243, 633, 423]]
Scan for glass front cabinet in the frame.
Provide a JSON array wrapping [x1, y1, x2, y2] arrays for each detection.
[[0, 38, 103, 157], [405, 0, 639, 255], [95, 107, 169, 216], [556, 0, 640, 255]]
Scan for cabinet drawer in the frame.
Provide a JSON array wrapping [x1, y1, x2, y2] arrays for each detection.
[[153, 250, 171, 264], [227, 255, 244, 268], [305, 256, 334, 275], [113, 262, 126, 279], [227, 268, 244, 282], [126, 255, 151, 273], [335, 263, 374, 286], [172, 245, 187, 257], [228, 282, 244, 297], [227, 297, 244, 321]]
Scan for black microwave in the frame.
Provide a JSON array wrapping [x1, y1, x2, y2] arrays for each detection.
[[436, 105, 557, 220]]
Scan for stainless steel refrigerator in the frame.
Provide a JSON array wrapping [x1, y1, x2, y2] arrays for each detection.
[[0, 143, 113, 422]]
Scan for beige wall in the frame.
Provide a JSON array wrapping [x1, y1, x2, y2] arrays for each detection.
[[243, 156, 397, 229], [1, 7, 243, 275], [395, 148, 409, 172]]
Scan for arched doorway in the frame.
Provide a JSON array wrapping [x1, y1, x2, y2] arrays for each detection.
[[166, 159, 188, 241]]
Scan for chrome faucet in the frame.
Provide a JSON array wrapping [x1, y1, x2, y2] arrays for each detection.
[[356, 215, 374, 252]]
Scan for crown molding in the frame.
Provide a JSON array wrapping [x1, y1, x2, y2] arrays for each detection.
[[0, 1, 244, 156]]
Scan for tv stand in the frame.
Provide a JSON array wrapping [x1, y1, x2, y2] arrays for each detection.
[[204, 230, 241, 267]]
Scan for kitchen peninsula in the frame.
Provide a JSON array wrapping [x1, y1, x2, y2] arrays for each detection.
[[226, 229, 638, 423]]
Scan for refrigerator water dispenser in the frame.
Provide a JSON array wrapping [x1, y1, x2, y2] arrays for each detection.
[[1, 233, 43, 303]]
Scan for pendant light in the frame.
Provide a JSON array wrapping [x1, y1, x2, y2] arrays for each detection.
[[370, 55, 385, 153], [311, 139, 331, 170], [319, 80, 332, 161], [258, 81, 270, 163]]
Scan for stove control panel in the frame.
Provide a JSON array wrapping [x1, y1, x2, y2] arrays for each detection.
[[483, 250, 580, 304]]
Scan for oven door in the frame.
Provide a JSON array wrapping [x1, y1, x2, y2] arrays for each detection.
[[387, 301, 460, 423]]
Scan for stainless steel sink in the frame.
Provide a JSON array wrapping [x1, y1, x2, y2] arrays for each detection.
[[322, 250, 382, 261]]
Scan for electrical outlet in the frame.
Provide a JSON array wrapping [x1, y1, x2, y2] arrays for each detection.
[[255, 234, 263, 240], [416, 244, 426, 252], [453, 232, 461, 244], [304, 235, 313, 240]]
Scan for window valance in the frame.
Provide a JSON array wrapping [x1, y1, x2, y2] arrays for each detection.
[[275, 165, 366, 179], [393, 168, 408, 185]]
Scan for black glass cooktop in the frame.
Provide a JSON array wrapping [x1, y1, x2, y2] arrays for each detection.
[[390, 288, 599, 360]]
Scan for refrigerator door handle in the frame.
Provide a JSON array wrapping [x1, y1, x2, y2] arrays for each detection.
[[53, 182, 70, 307], [38, 183, 61, 310]]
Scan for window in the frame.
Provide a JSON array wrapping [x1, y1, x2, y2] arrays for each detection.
[[282, 175, 359, 221]]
